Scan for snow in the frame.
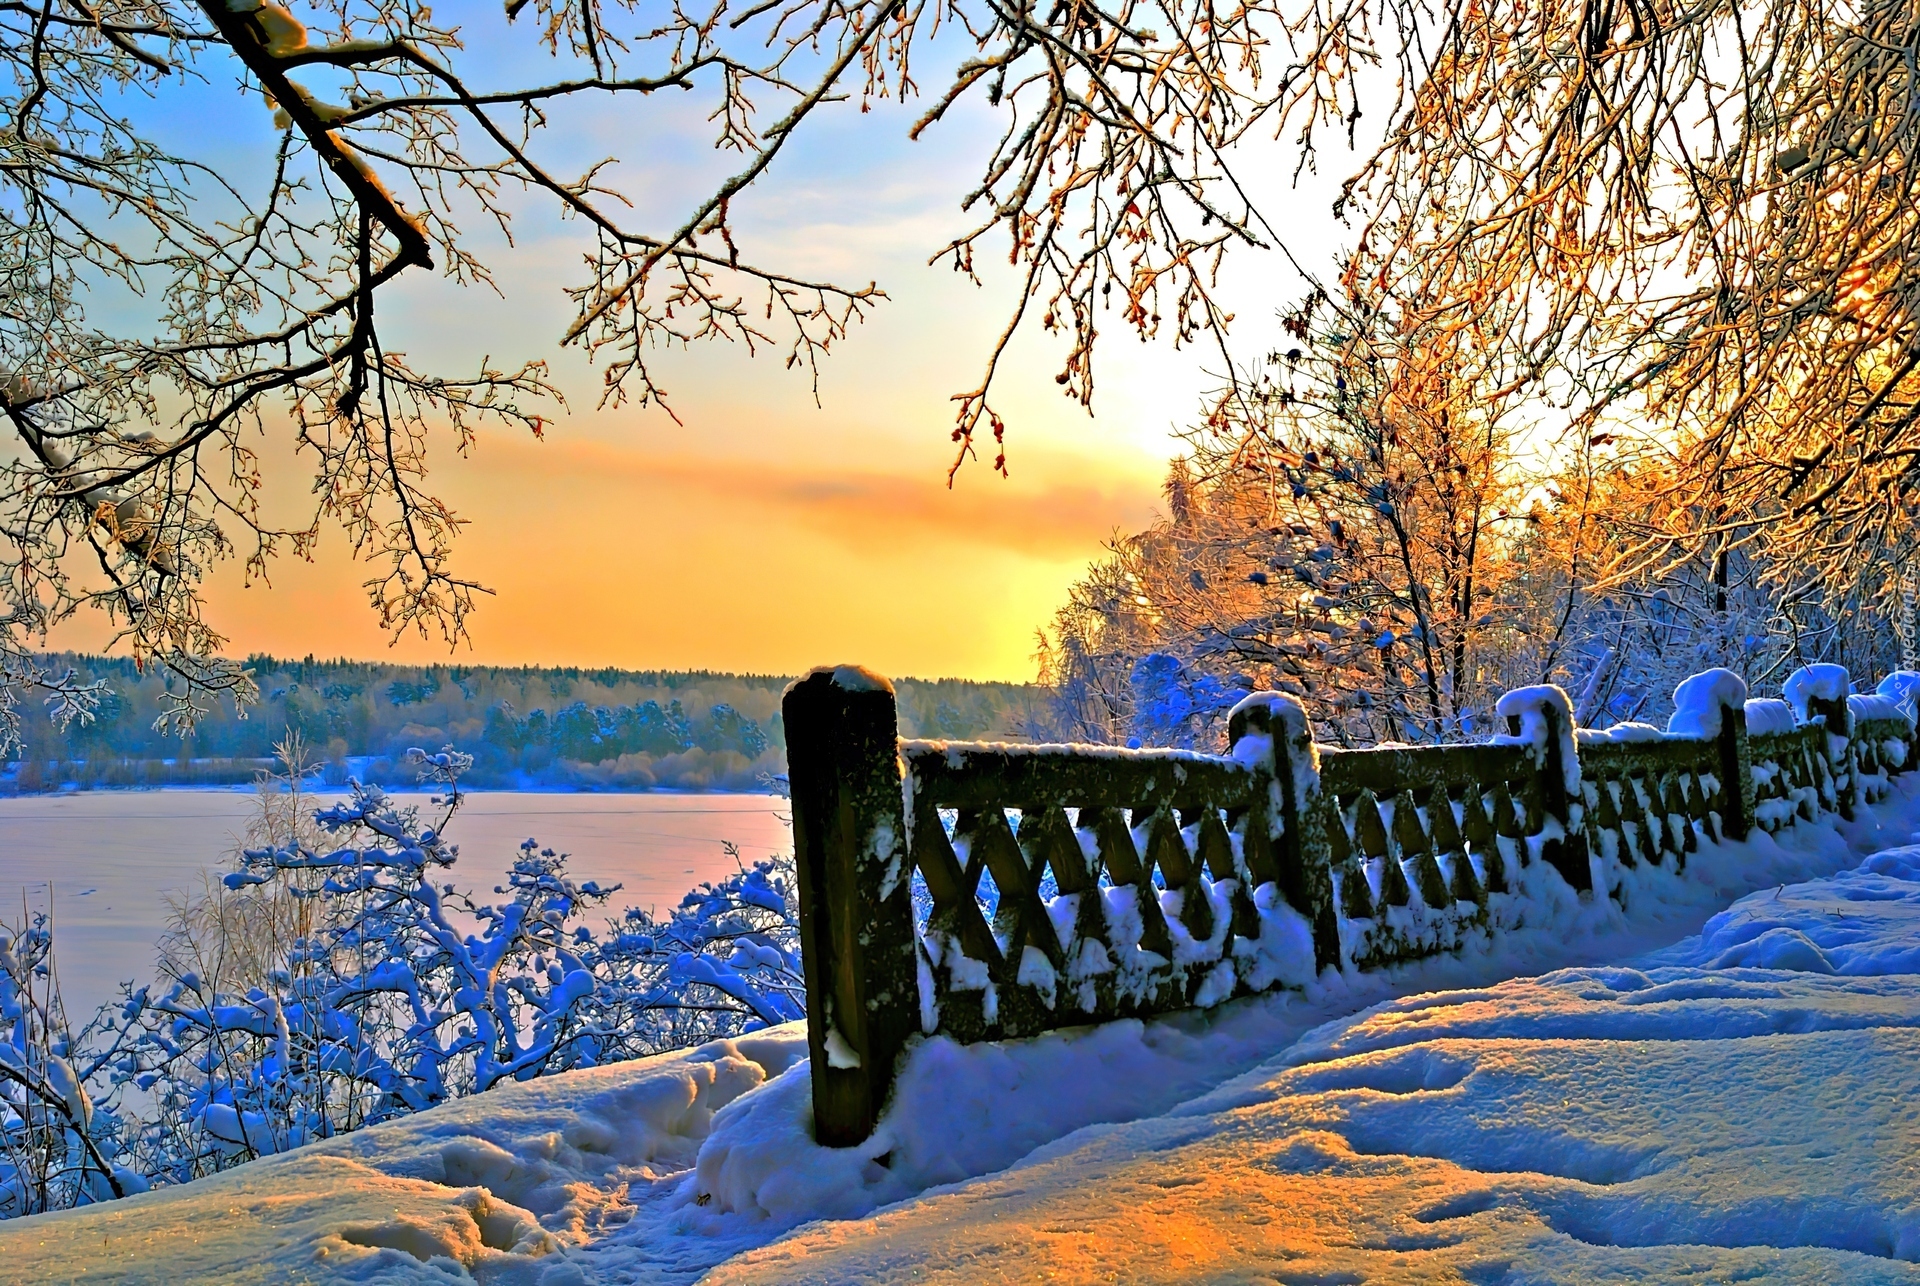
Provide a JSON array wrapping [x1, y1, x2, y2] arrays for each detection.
[[1880, 671, 1920, 722], [1745, 696, 1800, 736], [1491, 684, 1580, 792], [14, 780, 1920, 1282], [1240, 881, 1318, 989], [1785, 662, 1852, 720], [868, 814, 903, 899], [825, 664, 892, 695], [719, 814, 1920, 1284], [0, 1032, 807, 1282], [1643, 843, 1920, 976], [901, 737, 1229, 767], [821, 1026, 861, 1070], [1667, 666, 1749, 738], [1853, 693, 1911, 725], [1574, 719, 1663, 744]]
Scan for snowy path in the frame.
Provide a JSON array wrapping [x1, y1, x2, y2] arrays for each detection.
[[11, 781, 1920, 1283]]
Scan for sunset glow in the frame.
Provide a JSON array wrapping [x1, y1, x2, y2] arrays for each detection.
[[179, 425, 1171, 680]]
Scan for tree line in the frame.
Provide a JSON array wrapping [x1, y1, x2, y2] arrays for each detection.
[[4, 656, 1040, 792]]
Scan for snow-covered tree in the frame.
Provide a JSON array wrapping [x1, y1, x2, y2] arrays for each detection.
[[0, 911, 146, 1215], [1310, 0, 1920, 684], [1041, 292, 1559, 746]]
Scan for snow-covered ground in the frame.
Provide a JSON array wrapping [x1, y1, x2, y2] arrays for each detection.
[[13, 783, 1920, 1283]]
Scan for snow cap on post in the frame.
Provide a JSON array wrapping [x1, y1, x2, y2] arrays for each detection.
[[1667, 668, 1749, 739], [1785, 664, 1857, 818], [824, 664, 894, 696], [1227, 690, 1319, 791], [1783, 664, 1850, 724], [1493, 684, 1580, 794]]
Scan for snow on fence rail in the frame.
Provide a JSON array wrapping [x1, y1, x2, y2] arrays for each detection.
[[783, 663, 1920, 1146]]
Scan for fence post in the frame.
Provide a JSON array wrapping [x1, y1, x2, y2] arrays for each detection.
[[1717, 702, 1755, 841], [1668, 669, 1754, 843], [1541, 695, 1592, 890], [1786, 665, 1854, 821], [1498, 686, 1589, 891], [1229, 694, 1339, 973], [783, 666, 919, 1148]]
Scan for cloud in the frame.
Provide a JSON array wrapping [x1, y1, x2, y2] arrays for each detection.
[[465, 435, 1163, 562]]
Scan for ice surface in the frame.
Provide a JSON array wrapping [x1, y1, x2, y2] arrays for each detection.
[[14, 782, 1920, 1283], [0, 791, 789, 1022]]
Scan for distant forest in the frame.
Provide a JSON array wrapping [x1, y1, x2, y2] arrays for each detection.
[[4, 656, 1042, 793]]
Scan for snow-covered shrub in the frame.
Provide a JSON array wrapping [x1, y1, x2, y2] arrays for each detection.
[[108, 768, 616, 1181], [579, 847, 804, 1062], [2, 744, 801, 1205], [0, 912, 144, 1215]]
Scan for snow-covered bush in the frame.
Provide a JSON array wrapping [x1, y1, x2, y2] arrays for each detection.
[[579, 850, 804, 1063], [0, 744, 801, 1207], [0, 912, 144, 1215]]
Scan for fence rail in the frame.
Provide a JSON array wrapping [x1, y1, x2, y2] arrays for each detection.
[[785, 662, 1920, 1146]]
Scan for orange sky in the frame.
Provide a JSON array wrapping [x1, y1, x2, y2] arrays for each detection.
[[190, 420, 1175, 683]]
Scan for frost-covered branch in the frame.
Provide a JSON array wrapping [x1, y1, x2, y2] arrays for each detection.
[[18, 743, 802, 1197]]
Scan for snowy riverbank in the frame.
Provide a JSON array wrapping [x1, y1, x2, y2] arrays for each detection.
[[8, 779, 1920, 1282]]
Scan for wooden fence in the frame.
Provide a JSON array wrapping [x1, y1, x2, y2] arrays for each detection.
[[784, 663, 1918, 1146]]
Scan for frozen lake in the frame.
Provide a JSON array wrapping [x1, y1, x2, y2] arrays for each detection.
[[0, 790, 791, 1021]]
